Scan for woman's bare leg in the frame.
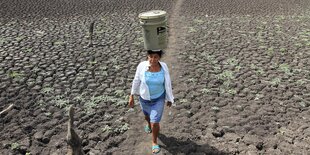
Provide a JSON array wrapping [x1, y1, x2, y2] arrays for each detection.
[[145, 115, 151, 129], [151, 123, 160, 146]]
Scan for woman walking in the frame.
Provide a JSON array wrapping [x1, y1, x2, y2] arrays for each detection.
[[129, 49, 174, 154]]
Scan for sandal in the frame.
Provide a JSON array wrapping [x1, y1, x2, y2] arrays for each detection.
[[152, 145, 161, 154], [144, 125, 152, 133]]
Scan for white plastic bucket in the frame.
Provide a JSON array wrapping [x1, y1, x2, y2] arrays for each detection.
[[139, 10, 167, 50]]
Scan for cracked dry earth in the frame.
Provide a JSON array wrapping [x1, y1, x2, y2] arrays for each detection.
[[1, 0, 310, 155]]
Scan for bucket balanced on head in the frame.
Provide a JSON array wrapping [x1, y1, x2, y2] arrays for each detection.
[[139, 10, 167, 50]]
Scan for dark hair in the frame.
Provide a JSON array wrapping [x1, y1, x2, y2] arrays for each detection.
[[147, 50, 164, 58]]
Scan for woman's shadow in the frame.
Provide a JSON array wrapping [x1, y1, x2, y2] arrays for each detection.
[[158, 133, 229, 155]]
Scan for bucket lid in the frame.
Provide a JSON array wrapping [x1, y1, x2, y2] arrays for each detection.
[[139, 10, 166, 19]]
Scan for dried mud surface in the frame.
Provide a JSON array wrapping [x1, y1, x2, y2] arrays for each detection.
[[1, 0, 310, 155]]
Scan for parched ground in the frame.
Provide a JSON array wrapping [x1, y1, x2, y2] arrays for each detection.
[[0, 0, 310, 155]]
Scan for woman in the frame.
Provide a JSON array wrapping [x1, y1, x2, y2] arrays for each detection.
[[129, 49, 174, 154]]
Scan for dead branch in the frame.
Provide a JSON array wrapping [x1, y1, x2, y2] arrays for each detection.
[[0, 104, 14, 116], [88, 21, 95, 47], [67, 105, 85, 155]]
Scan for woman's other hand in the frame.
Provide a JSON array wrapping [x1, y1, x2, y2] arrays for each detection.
[[129, 95, 134, 108], [166, 101, 172, 107]]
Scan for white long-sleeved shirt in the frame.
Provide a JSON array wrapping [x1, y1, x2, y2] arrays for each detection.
[[131, 61, 174, 103]]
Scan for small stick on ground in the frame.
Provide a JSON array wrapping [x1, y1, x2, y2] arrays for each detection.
[[88, 21, 95, 47], [67, 105, 85, 155], [0, 104, 14, 116]]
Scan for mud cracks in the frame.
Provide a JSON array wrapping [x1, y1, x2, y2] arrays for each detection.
[[1, 0, 310, 154]]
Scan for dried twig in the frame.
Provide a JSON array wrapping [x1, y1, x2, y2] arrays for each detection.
[[67, 105, 85, 155], [0, 104, 14, 115], [88, 21, 95, 47]]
